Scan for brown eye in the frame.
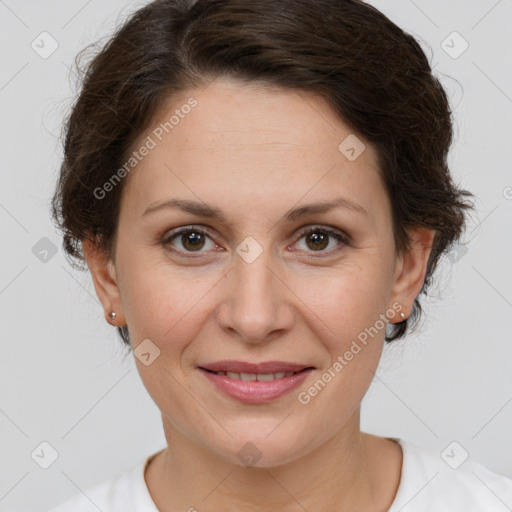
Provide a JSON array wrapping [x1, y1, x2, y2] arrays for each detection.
[[294, 227, 349, 255], [179, 230, 207, 251], [163, 226, 217, 256], [305, 230, 330, 251]]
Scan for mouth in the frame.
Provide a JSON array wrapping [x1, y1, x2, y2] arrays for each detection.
[[197, 361, 315, 404]]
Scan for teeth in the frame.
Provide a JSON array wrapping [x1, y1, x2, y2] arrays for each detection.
[[216, 370, 297, 380], [255, 373, 275, 382]]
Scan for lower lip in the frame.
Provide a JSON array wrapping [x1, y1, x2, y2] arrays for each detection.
[[199, 368, 314, 404]]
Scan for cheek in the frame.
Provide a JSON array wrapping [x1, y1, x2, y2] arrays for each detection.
[[291, 257, 392, 344], [293, 268, 389, 420], [119, 246, 213, 339]]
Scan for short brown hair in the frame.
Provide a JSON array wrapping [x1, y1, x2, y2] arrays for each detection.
[[51, 0, 474, 344]]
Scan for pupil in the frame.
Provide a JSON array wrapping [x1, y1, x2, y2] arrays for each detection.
[[183, 231, 204, 251], [308, 231, 328, 251]]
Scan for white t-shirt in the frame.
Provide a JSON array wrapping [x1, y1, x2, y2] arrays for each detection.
[[47, 438, 512, 511]]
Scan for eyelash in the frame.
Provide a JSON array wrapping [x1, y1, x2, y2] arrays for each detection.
[[161, 225, 350, 259]]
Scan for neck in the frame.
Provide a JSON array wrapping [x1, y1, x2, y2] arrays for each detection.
[[145, 410, 401, 511]]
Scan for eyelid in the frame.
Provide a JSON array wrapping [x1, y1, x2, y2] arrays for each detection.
[[294, 224, 350, 242]]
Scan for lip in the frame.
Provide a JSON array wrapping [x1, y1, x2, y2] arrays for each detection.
[[199, 360, 312, 373], [198, 366, 314, 404]]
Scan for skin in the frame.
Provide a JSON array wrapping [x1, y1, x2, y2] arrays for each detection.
[[83, 77, 435, 511]]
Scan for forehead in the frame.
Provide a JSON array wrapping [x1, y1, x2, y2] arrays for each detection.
[[146, 78, 378, 158], [120, 78, 386, 222]]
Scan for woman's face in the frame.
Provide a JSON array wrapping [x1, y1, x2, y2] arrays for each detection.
[[86, 77, 432, 467]]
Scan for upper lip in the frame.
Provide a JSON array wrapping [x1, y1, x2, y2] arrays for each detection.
[[199, 361, 314, 373]]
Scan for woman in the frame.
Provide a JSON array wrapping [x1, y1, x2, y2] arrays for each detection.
[[48, 0, 512, 510]]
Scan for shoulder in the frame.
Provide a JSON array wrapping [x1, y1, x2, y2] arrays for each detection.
[[46, 454, 158, 512], [389, 438, 512, 512]]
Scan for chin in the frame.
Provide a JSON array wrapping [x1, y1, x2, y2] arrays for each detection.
[[212, 427, 316, 469]]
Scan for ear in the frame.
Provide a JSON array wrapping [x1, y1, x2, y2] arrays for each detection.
[[82, 238, 125, 326], [389, 226, 436, 318]]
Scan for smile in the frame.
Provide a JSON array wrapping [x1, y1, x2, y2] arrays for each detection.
[[198, 366, 314, 404], [207, 370, 298, 381]]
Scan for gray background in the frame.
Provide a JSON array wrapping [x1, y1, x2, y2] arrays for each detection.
[[1, 0, 511, 510]]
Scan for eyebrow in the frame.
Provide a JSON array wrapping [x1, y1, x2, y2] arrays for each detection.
[[142, 197, 368, 222]]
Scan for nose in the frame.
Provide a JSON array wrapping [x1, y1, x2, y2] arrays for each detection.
[[216, 242, 294, 345]]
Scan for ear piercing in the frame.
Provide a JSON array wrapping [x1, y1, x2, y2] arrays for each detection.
[[107, 311, 130, 345], [108, 310, 407, 326]]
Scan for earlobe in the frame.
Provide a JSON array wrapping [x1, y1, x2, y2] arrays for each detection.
[[82, 238, 125, 325], [390, 227, 436, 313]]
